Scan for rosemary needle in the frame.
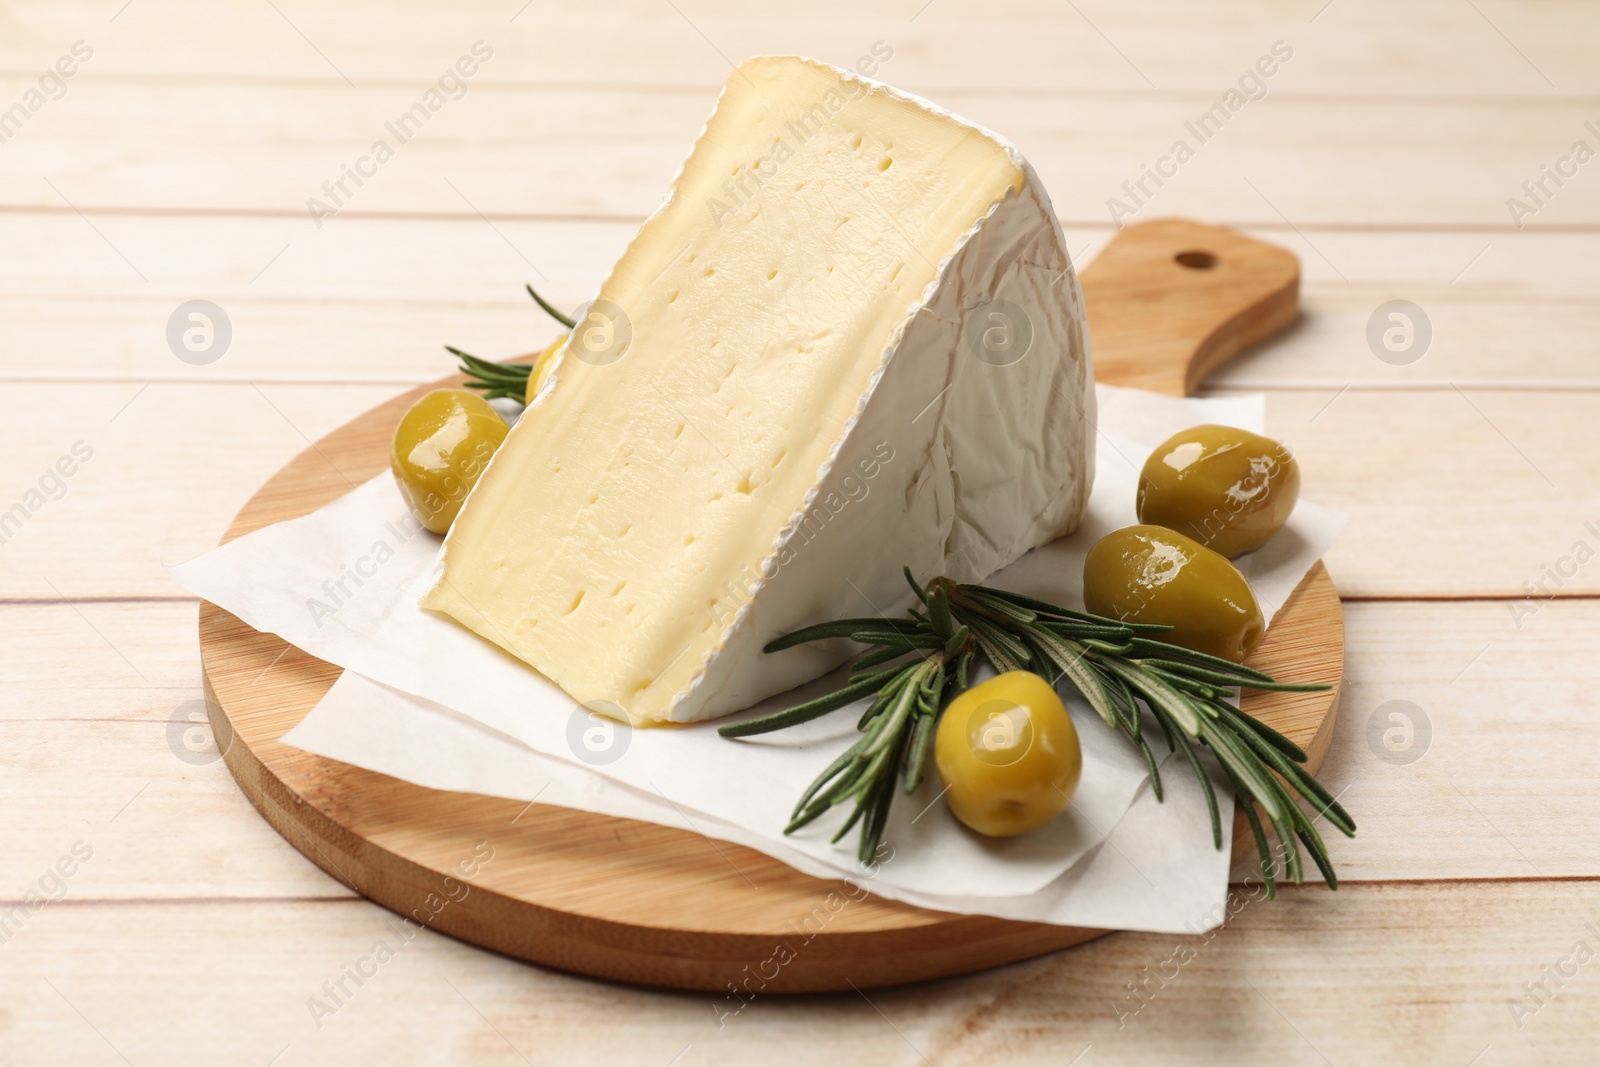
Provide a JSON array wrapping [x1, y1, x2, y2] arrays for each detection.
[[449, 283, 574, 399], [721, 568, 1353, 888]]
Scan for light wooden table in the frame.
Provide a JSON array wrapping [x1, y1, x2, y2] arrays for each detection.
[[3, 2, 1596, 1063]]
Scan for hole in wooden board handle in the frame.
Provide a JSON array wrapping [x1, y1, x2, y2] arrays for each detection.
[[1080, 219, 1301, 396]]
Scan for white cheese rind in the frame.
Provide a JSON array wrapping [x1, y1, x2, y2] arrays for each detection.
[[687, 155, 1094, 722], [423, 56, 1093, 724]]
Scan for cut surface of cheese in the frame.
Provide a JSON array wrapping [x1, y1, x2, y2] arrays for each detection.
[[422, 56, 1093, 724]]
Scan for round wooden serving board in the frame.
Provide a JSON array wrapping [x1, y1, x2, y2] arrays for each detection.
[[200, 219, 1341, 993]]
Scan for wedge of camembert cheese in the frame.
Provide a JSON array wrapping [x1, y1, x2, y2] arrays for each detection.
[[422, 55, 1094, 724]]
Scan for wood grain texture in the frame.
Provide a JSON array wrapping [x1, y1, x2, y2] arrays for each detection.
[[6, 79, 1600, 227], [194, 222, 1343, 991], [3, 215, 1596, 387], [4, 0, 1597, 95], [12, 380, 1599, 602], [1, 882, 1595, 1066]]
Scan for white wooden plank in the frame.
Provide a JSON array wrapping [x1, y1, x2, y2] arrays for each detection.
[[4, 281, 1592, 390], [0, 715, 358, 901], [1, 601, 202, 717], [0, 882, 1593, 1064], [900, 880, 1600, 1066], [0, 293, 566, 385], [1208, 288, 1600, 391], [0, 212, 1595, 387], [0, 381, 398, 601], [1262, 389, 1600, 597], [1238, 599, 1600, 883], [1, 381, 1592, 598], [1, 73, 1596, 225], [0, 212, 626, 311], [0, 216, 1585, 308], [1, 0, 1594, 94]]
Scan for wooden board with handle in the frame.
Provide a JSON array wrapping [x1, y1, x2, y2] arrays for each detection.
[[198, 218, 1340, 993]]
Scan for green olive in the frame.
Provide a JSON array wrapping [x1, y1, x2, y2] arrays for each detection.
[[524, 335, 567, 405], [391, 389, 509, 534], [1136, 424, 1300, 558], [1083, 524, 1264, 663], [935, 670, 1082, 838]]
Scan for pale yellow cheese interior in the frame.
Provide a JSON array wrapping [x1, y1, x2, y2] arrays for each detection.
[[422, 56, 1023, 722]]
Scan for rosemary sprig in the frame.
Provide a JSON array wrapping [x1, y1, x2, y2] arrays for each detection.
[[446, 345, 532, 402], [449, 284, 572, 401], [719, 569, 1354, 892]]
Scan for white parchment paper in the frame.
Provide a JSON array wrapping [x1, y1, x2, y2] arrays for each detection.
[[172, 385, 1346, 930]]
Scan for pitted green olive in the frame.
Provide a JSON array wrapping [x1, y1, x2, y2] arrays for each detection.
[[935, 670, 1082, 838], [1136, 424, 1300, 558], [1083, 524, 1264, 663], [391, 389, 509, 534]]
